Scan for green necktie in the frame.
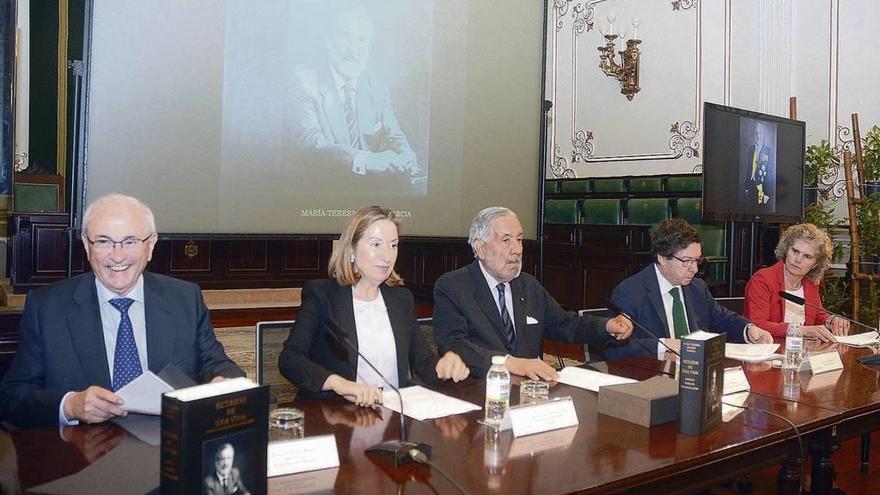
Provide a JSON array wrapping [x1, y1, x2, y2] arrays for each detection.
[[669, 287, 689, 339]]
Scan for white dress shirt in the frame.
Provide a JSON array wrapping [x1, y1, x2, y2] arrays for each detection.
[[353, 289, 399, 389], [783, 287, 806, 325]]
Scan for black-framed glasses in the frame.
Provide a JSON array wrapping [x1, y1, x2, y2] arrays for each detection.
[[669, 254, 707, 268], [86, 234, 156, 252]]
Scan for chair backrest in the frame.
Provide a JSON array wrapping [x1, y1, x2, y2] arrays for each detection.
[[629, 177, 663, 192], [667, 175, 702, 192], [627, 198, 671, 225], [545, 199, 580, 224], [559, 179, 590, 194], [675, 197, 703, 225], [582, 199, 622, 225], [578, 308, 615, 362], [255, 320, 297, 403], [592, 178, 626, 193]]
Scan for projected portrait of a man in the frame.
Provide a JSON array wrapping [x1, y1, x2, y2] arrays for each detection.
[[738, 119, 777, 214], [286, 1, 426, 193]]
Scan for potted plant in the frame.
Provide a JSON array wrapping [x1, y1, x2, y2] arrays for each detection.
[[803, 201, 844, 263], [803, 139, 838, 206], [862, 125, 880, 197], [856, 194, 880, 273]]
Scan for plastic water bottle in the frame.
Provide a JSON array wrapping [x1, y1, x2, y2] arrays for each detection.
[[783, 322, 804, 371], [484, 355, 510, 428]]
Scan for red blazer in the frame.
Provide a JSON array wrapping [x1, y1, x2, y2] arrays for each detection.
[[743, 261, 829, 337]]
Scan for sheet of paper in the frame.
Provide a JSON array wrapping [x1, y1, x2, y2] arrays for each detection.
[[725, 343, 781, 362], [835, 332, 880, 347], [722, 366, 751, 396], [380, 385, 481, 420], [556, 366, 637, 392], [116, 370, 174, 415]]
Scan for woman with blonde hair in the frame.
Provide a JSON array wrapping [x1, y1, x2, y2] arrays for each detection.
[[744, 223, 849, 341], [279, 206, 469, 406]]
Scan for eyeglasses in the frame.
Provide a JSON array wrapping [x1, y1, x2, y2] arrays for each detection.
[[669, 254, 707, 268], [86, 234, 155, 252]]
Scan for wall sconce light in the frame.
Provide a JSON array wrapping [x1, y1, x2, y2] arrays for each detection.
[[597, 15, 641, 101]]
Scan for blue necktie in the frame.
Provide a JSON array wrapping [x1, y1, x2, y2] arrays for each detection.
[[110, 298, 143, 391], [496, 284, 516, 349]]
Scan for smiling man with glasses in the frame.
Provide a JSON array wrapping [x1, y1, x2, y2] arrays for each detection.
[[0, 194, 244, 428], [604, 218, 773, 360]]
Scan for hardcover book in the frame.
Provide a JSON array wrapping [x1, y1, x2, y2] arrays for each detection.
[[160, 378, 269, 494], [678, 331, 726, 436]]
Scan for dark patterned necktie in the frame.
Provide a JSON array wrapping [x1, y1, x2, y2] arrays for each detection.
[[343, 84, 360, 148], [669, 288, 689, 339], [110, 298, 143, 391], [496, 284, 516, 349]]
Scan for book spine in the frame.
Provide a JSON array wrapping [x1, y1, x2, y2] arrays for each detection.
[[160, 394, 184, 494], [678, 339, 707, 435]]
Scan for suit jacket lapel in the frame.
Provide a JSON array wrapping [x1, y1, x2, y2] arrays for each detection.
[[468, 262, 508, 344], [318, 65, 350, 145], [332, 284, 359, 372], [643, 267, 671, 338], [144, 274, 175, 373], [510, 278, 527, 344], [69, 273, 112, 389]]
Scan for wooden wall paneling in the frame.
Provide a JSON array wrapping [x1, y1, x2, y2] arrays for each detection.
[[228, 239, 269, 272], [543, 251, 580, 310], [282, 238, 325, 272], [168, 239, 212, 274]]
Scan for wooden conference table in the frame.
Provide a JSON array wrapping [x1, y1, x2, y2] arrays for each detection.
[[1, 342, 878, 494]]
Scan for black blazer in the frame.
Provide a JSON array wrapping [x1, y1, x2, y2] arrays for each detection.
[[604, 264, 749, 360], [278, 279, 441, 396], [0, 272, 245, 428], [433, 261, 613, 376]]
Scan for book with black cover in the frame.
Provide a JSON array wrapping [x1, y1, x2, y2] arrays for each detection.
[[160, 378, 269, 494], [678, 331, 726, 435]]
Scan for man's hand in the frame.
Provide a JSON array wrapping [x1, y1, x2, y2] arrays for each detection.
[[63, 386, 126, 424], [61, 423, 127, 462], [747, 325, 774, 344], [605, 315, 633, 340], [826, 315, 850, 336], [324, 375, 383, 407], [505, 356, 558, 381], [365, 150, 397, 172], [210, 376, 227, 383], [436, 351, 470, 382]]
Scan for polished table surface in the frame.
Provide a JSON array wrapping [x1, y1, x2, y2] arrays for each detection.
[[1, 344, 878, 494]]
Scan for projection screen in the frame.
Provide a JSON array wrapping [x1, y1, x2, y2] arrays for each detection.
[[83, 0, 544, 237]]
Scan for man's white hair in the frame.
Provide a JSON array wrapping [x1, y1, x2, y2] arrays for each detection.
[[468, 206, 517, 253], [81, 193, 156, 238]]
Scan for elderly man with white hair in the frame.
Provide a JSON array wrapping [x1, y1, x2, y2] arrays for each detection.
[[0, 194, 244, 428], [432, 206, 633, 379]]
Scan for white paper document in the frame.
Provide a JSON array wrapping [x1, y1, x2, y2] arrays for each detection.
[[835, 332, 880, 347], [556, 366, 637, 392], [116, 370, 174, 415], [725, 343, 781, 362], [380, 385, 481, 420]]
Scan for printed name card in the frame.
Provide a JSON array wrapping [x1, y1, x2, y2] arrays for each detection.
[[509, 397, 578, 437], [267, 434, 339, 477], [722, 366, 751, 395], [808, 350, 844, 375]]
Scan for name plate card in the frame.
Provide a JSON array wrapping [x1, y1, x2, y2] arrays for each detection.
[[509, 397, 578, 437], [722, 366, 751, 395], [267, 434, 340, 477], [808, 350, 844, 375]]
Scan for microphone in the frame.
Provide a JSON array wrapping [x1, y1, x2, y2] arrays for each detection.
[[601, 297, 681, 357], [777, 291, 880, 365], [323, 318, 432, 466]]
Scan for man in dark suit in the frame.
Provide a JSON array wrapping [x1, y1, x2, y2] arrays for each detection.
[[286, 3, 420, 188], [0, 194, 244, 428], [204, 443, 250, 495], [433, 207, 633, 379], [604, 219, 773, 361]]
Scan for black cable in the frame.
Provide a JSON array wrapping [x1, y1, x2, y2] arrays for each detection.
[[722, 401, 804, 494], [409, 449, 470, 495]]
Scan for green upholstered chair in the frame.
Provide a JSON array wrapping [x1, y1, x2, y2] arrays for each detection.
[[627, 198, 671, 225], [560, 180, 591, 194], [697, 223, 727, 258], [545, 199, 580, 224], [675, 197, 703, 225], [667, 176, 702, 192], [629, 177, 663, 192], [581, 199, 621, 225], [544, 181, 559, 195], [591, 178, 625, 193]]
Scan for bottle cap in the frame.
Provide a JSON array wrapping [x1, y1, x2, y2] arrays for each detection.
[[491, 355, 506, 365]]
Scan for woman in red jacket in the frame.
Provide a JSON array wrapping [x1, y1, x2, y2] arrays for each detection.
[[744, 223, 849, 341]]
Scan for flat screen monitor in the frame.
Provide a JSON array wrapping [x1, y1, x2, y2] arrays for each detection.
[[702, 102, 805, 223]]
